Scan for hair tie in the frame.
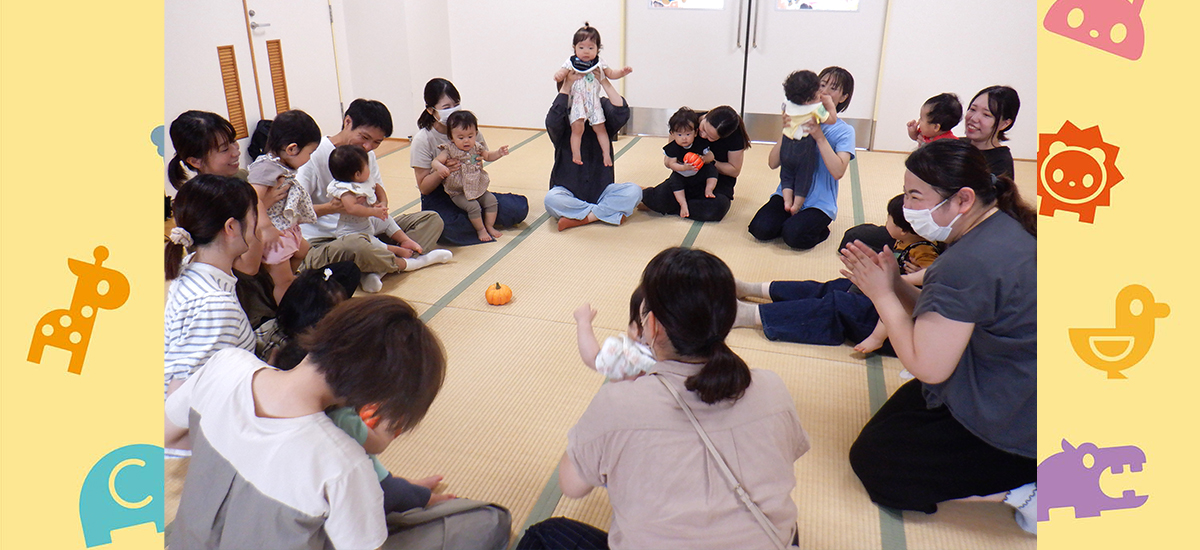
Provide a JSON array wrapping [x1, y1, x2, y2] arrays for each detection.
[[168, 227, 193, 248], [323, 268, 333, 281], [990, 173, 999, 187]]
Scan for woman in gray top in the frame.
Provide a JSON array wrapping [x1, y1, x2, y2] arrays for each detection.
[[840, 139, 1038, 535]]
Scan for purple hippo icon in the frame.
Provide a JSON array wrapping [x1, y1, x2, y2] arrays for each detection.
[[1038, 439, 1148, 521]]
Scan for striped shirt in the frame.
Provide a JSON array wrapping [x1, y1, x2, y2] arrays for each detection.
[[165, 259, 255, 394]]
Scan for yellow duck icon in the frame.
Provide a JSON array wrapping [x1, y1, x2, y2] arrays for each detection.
[[1069, 284, 1169, 379]]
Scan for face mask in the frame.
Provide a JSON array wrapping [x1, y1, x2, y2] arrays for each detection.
[[435, 104, 461, 121], [903, 198, 961, 242]]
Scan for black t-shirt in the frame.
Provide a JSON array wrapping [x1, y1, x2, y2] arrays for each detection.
[[693, 130, 746, 198], [662, 140, 707, 161], [960, 138, 1015, 180], [694, 131, 746, 164], [546, 93, 631, 204]]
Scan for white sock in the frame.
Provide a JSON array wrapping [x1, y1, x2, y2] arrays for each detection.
[[1003, 482, 1037, 535], [402, 249, 453, 272], [899, 369, 915, 381], [733, 300, 761, 328], [360, 272, 383, 293], [735, 279, 769, 299]]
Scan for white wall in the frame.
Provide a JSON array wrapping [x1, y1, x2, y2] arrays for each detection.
[[444, 0, 623, 129], [400, 1, 452, 138], [331, 1, 416, 138], [872, 0, 1037, 159], [164, 0, 260, 194]]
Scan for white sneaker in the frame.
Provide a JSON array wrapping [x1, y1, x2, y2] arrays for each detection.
[[360, 272, 383, 293]]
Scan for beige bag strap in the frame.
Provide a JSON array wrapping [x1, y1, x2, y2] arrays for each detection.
[[653, 374, 790, 550]]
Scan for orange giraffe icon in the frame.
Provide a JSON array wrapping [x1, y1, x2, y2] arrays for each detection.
[[1069, 285, 1169, 379], [28, 246, 130, 375]]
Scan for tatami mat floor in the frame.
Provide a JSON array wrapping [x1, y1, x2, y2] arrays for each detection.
[[165, 127, 1036, 549]]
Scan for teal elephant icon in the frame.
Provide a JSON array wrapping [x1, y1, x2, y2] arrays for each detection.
[[79, 444, 165, 547]]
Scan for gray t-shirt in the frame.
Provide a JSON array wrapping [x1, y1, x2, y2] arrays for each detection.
[[409, 126, 487, 170], [914, 212, 1036, 458]]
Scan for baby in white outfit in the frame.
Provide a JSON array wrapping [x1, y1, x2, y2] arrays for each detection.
[[573, 287, 656, 381]]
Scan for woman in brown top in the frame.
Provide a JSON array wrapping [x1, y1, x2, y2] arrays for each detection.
[[519, 248, 810, 550]]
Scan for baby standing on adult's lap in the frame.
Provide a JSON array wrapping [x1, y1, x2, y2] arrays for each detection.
[[552, 23, 632, 167]]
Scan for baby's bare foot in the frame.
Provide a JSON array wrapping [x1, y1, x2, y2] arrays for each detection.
[[389, 245, 415, 259], [854, 335, 885, 354], [602, 154, 613, 167], [412, 475, 444, 490], [476, 228, 494, 242], [572, 154, 583, 165], [487, 227, 503, 239]]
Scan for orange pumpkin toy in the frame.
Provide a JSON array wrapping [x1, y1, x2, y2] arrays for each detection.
[[486, 282, 512, 305], [359, 404, 380, 429], [683, 152, 704, 171]]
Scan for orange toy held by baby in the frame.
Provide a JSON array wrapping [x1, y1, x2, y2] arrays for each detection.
[[683, 152, 704, 171]]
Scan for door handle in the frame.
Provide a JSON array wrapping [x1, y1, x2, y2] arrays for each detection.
[[250, 21, 271, 30], [751, 0, 760, 49], [735, 0, 744, 49]]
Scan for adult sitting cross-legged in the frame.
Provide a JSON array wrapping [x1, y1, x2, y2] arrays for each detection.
[[296, 99, 451, 293], [544, 69, 642, 231]]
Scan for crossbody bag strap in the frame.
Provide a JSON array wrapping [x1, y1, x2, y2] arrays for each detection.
[[653, 374, 789, 550]]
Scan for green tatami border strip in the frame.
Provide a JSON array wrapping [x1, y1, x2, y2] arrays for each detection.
[[512, 468, 563, 550], [422, 133, 636, 326], [418, 212, 551, 323], [853, 156, 907, 550], [483, 131, 547, 168], [850, 154, 865, 226], [391, 131, 546, 218], [509, 135, 661, 548]]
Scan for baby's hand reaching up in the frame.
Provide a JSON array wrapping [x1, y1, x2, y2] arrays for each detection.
[[574, 303, 597, 325], [906, 120, 920, 141]]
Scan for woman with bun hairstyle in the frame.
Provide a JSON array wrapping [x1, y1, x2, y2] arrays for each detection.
[[841, 139, 1037, 534]]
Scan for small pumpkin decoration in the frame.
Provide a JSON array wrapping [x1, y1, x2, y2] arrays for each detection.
[[683, 152, 704, 170], [486, 282, 512, 305]]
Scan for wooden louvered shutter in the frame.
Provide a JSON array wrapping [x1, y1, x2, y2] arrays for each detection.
[[217, 45, 249, 139], [267, 40, 290, 114]]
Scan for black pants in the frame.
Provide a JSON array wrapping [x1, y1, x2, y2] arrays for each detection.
[[838, 223, 893, 253], [747, 194, 833, 249], [848, 380, 1036, 513], [516, 518, 608, 550], [517, 516, 801, 549], [640, 180, 732, 222]]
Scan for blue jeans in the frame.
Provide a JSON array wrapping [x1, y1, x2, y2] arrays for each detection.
[[544, 183, 642, 225], [759, 278, 880, 346]]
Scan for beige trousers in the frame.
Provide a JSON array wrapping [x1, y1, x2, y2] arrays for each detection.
[[300, 211, 444, 274]]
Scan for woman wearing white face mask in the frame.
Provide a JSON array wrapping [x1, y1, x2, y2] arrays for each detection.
[[838, 85, 1020, 255], [840, 139, 1039, 534], [412, 78, 529, 245]]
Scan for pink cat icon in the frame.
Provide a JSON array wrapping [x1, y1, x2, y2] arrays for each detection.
[[1044, 0, 1146, 60]]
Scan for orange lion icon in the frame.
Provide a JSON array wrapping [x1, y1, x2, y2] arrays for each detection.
[[28, 246, 130, 375], [1038, 121, 1123, 223]]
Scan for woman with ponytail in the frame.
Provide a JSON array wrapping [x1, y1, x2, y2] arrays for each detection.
[[164, 174, 260, 405], [411, 78, 530, 244], [521, 248, 809, 550], [169, 110, 287, 327], [841, 139, 1038, 534], [839, 84, 1021, 253]]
